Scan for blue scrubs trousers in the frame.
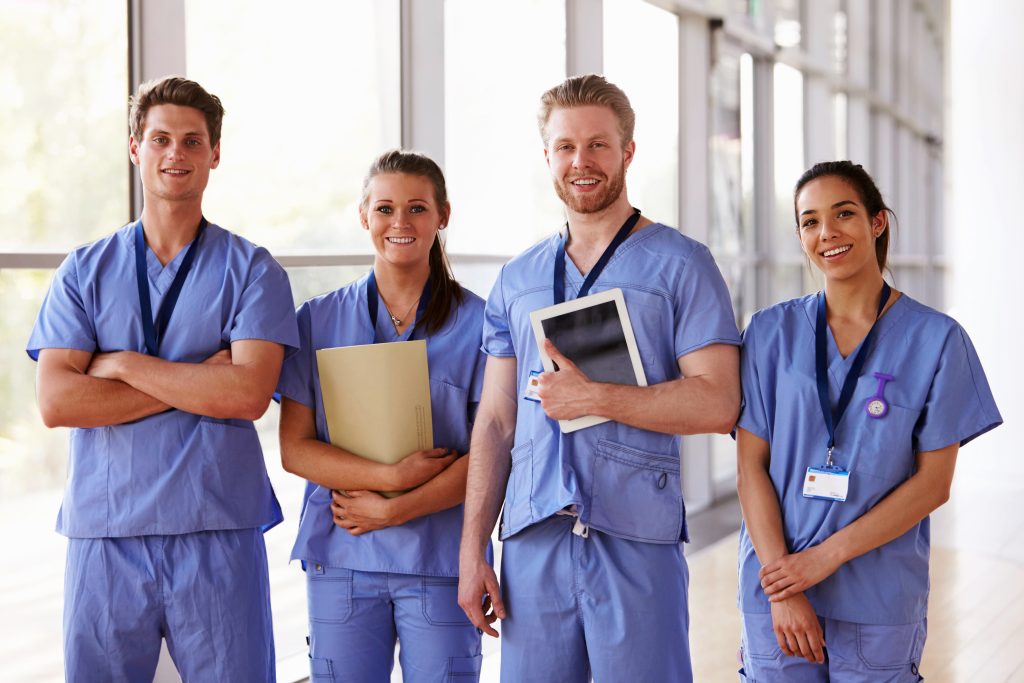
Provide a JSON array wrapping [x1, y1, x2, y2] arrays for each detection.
[[500, 515, 692, 683], [305, 565, 481, 682], [739, 612, 926, 682], [63, 528, 275, 682]]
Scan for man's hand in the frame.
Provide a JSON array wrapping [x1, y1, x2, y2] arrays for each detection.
[[331, 490, 398, 535], [759, 544, 841, 602], [390, 448, 458, 491], [769, 593, 826, 663], [202, 349, 232, 365], [458, 554, 506, 638], [537, 339, 594, 420], [86, 350, 135, 381]]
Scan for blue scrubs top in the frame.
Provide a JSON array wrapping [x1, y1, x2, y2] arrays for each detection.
[[27, 222, 300, 538], [277, 273, 486, 577], [737, 293, 1002, 624], [482, 224, 741, 544]]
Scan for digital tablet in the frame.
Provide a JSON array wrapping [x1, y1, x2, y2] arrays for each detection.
[[529, 287, 647, 433]]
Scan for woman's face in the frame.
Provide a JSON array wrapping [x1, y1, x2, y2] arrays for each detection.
[[360, 172, 449, 269], [796, 175, 886, 283]]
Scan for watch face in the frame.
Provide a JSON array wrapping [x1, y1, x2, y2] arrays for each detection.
[[867, 398, 887, 418]]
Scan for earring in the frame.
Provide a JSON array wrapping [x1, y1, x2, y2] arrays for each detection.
[[439, 224, 446, 230]]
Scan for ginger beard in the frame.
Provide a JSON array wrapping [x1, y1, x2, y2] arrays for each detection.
[[553, 160, 627, 214]]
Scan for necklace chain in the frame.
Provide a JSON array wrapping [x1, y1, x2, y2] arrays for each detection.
[[380, 294, 419, 329]]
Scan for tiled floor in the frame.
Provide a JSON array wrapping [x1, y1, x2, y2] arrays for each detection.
[[6, 434, 1020, 682]]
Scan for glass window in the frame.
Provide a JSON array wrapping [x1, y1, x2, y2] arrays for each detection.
[[774, 0, 802, 48], [443, 0, 565, 256], [773, 63, 807, 301], [0, 0, 129, 251], [834, 92, 848, 160], [184, 0, 401, 254], [834, 2, 848, 75], [603, 0, 680, 227]]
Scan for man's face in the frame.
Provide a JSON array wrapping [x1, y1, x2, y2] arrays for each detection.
[[129, 103, 220, 204], [544, 105, 634, 215]]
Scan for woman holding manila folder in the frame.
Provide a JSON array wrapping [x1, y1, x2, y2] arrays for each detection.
[[277, 150, 487, 682]]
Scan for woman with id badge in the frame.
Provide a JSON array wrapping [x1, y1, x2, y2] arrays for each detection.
[[735, 161, 1002, 681], [277, 150, 486, 682]]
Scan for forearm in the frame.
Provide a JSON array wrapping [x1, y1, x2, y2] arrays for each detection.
[[116, 352, 271, 420], [820, 470, 952, 567], [281, 435, 398, 492], [461, 416, 514, 559], [37, 361, 169, 429], [737, 457, 791, 566], [583, 375, 738, 435], [390, 455, 469, 525]]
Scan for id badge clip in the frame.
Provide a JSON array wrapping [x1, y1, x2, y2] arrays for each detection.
[[803, 448, 850, 502], [524, 370, 542, 403]]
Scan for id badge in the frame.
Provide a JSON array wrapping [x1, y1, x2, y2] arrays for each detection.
[[523, 370, 542, 403], [803, 466, 850, 502]]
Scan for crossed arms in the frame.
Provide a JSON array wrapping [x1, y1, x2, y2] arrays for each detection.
[[35, 341, 285, 428]]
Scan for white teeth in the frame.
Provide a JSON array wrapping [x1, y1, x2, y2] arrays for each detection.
[[387, 237, 415, 244], [823, 245, 851, 257], [572, 179, 598, 185], [162, 169, 188, 175]]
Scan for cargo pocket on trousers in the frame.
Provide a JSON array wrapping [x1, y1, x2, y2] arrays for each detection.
[[309, 656, 335, 681], [446, 654, 482, 680], [422, 577, 472, 627], [307, 566, 353, 624], [856, 621, 926, 671]]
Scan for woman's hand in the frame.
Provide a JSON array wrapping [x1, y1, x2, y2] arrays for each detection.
[[759, 544, 841, 601], [331, 489, 400, 535], [389, 448, 458, 490], [769, 592, 825, 663]]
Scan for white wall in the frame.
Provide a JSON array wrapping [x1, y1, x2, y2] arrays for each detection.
[[948, 0, 1022, 482]]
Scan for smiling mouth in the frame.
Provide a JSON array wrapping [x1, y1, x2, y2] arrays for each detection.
[[387, 236, 415, 244], [161, 169, 190, 176], [571, 178, 599, 186], [822, 245, 851, 257]]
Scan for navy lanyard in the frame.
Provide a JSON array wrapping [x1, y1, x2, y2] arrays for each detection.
[[814, 282, 892, 464], [134, 218, 207, 356], [553, 208, 641, 305], [366, 269, 431, 344]]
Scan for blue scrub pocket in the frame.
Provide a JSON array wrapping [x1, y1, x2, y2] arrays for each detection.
[[856, 621, 926, 671], [445, 654, 482, 681], [741, 613, 783, 661], [589, 439, 683, 543], [309, 656, 336, 681], [307, 567, 353, 624], [503, 441, 534, 535], [422, 577, 472, 626], [849, 402, 922, 484], [199, 418, 278, 526]]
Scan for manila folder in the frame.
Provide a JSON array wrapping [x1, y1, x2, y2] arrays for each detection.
[[316, 340, 433, 468]]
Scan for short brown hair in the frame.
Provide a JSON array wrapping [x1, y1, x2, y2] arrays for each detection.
[[129, 76, 225, 146], [537, 74, 636, 147]]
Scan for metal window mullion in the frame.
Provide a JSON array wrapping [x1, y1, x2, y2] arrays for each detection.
[[566, 0, 603, 76], [753, 56, 775, 308], [127, 0, 186, 220], [400, 0, 445, 163]]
